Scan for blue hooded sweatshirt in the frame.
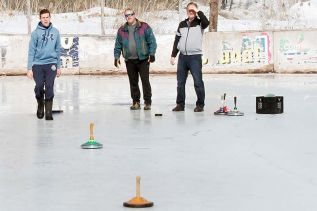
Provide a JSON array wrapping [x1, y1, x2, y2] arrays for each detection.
[[27, 22, 61, 70]]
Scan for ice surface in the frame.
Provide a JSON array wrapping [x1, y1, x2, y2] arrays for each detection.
[[0, 74, 317, 211]]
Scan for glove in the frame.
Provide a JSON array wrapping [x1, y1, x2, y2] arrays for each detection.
[[148, 55, 155, 63], [114, 58, 121, 68]]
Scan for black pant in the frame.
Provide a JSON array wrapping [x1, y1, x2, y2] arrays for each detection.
[[125, 59, 152, 104], [32, 63, 57, 100]]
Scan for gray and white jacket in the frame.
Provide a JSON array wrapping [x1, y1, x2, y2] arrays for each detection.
[[171, 11, 209, 57]]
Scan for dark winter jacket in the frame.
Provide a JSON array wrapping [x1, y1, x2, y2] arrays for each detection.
[[114, 19, 157, 60], [171, 11, 209, 57]]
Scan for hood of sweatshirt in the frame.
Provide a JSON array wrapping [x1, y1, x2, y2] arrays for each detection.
[[36, 22, 53, 48]]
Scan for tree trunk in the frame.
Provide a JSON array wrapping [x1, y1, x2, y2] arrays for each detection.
[[100, 0, 105, 36], [27, 0, 31, 34], [221, 0, 226, 9], [209, 0, 219, 32], [179, 0, 182, 22]]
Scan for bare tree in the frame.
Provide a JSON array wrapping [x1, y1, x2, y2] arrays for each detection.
[[179, 0, 182, 22], [100, 0, 105, 35], [209, 0, 219, 32], [245, 0, 251, 9], [27, 0, 31, 34], [230, 0, 234, 10], [221, 0, 226, 9], [3, 0, 8, 10]]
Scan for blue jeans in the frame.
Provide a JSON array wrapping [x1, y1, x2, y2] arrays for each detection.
[[176, 54, 205, 107], [32, 63, 57, 100]]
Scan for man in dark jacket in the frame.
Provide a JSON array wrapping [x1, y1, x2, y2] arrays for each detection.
[[114, 8, 157, 110], [170, 2, 209, 112]]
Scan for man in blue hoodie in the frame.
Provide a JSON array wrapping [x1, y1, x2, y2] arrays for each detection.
[[27, 9, 61, 120]]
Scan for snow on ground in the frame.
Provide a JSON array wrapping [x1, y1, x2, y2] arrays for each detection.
[[1, 1, 317, 35], [288, 0, 317, 29], [0, 7, 179, 35]]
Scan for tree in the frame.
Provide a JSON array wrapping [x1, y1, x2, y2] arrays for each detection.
[[209, 0, 219, 32], [27, 0, 31, 34], [100, 0, 105, 35]]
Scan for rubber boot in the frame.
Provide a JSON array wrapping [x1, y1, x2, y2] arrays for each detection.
[[45, 99, 53, 120], [36, 99, 44, 119]]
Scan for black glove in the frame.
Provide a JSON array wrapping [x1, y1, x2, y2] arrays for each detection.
[[114, 58, 121, 68], [149, 55, 155, 63]]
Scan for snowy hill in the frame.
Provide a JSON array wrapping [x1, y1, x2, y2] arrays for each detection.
[[0, 1, 317, 35]]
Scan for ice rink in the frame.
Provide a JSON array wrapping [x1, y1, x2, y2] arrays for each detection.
[[0, 74, 317, 211]]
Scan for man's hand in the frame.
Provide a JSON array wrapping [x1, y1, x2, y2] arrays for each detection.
[[170, 57, 176, 65], [114, 58, 121, 68], [27, 70, 33, 79], [148, 55, 155, 63], [57, 69, 61, 77]]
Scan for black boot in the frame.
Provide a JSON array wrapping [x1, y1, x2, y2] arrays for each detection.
[[36, 99, 44, 119], [45, 99, 53, 120]]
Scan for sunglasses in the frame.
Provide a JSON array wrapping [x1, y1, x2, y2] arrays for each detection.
[[124, 13, 135, 18]]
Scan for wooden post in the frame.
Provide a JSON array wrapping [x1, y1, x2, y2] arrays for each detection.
[[209, 0, 219, 32], [27, 0, 32, 34], [100, 0, 105, 36]]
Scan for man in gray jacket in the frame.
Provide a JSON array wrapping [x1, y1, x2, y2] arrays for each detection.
[[170, 2, 209, 112]]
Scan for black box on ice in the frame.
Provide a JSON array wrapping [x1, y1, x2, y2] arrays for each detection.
[[256, 96, 283, 114]]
